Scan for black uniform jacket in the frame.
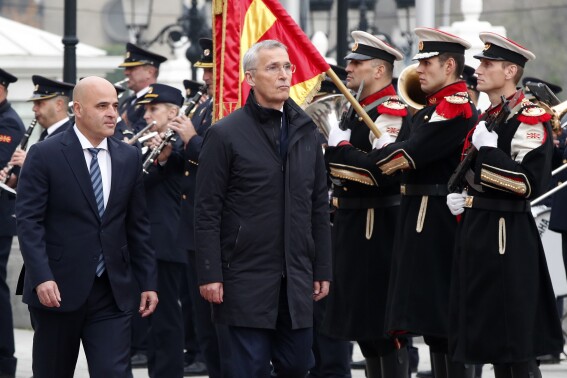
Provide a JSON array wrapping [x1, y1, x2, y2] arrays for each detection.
[[372, 81, 478, 338], [321, 85, 411, 340], [0, 100, 24, 237], [195, 92, 332, 330], [450, 95, 564, 363]]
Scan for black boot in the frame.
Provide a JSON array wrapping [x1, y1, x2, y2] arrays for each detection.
[[431, 352, 448, 378], [527, 360, 542, 378], [365, 356, 382, 378], [380, 347, 409, 378], [444, 355, 474, 378], [507, 360, 542, 378]]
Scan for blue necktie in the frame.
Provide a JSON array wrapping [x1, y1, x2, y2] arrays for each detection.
[[88, 148, 106, 276]]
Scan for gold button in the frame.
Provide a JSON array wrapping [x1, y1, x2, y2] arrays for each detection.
[[185, 171, 190, 176], [182, 194, 187, 200]]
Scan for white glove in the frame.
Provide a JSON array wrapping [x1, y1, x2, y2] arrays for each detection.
[[446, 190, 467, 216], [471, 121, 498, 149], [328, 125, 351, 147], [372, 133, 393, 149]]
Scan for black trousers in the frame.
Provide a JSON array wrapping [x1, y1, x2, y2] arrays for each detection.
[[308, 297, 351, 377], [185, 250, 222, 377], [217, 280, 314, 378], [147, 260, 185, 378], [29, 272, 132, 378], [0, 236, 16, 375]]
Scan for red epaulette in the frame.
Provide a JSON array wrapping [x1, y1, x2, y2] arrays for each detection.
[[516, 100, 552, 125], [435, 92, 473, 119], [378, 96, 408, 117]]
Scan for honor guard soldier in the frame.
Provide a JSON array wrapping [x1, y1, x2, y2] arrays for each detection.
[[463, 65, 480, 107], [369, 27, 478, 378], [167, 37, 220, 377], [117, 43, 167, 137], [1, 75, 74, 190], [319, 31, 411, 378], [0, 68, 24, 378], [446, 32, 564, 378]]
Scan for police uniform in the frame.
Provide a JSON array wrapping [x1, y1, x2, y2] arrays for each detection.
[[115, 43, 167, 138], [371, 28, 478, 378], [448, 32, 563, 376], [136, 84, 187, 378], [177, 38, 222, 377], [320, 31, 411, 378], [0, 68, 24, 377]]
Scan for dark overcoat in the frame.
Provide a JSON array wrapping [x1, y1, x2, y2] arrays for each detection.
[[195, 92, 332, 329]]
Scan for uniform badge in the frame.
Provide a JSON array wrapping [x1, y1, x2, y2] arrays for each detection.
[[204, 49, 210, 57], [521, 105, 546, 117], [483, 43, 491, 51], [0, 134, 12, 143], [352, 42, 359, 52], [383, 97, 407, 111], [34, 84, 39, 92], [418, 41, 424, 51], [125, 51, 131, 59]]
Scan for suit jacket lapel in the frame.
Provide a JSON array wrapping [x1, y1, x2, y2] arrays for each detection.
[[105, 137, 125, 216], [60, 129, 100, 219]]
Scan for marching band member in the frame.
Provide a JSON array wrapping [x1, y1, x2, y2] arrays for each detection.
[[320, 30, 410, 377], [136, 83, 186, 378], [446, 32, 564, 378], [0, 68, 24, 378], [1, 76, 74, 188]]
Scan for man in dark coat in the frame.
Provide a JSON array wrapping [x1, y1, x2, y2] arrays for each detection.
[[195, 40, 332, 377], [0, 68, 25, 378], [320, 30, 410, 378], [446, 31, 564, 378], [370, 27, 478, 378]]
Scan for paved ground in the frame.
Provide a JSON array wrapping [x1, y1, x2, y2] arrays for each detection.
[[12, 328, 567, 377]]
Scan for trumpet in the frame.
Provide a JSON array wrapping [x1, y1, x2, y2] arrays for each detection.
[[126, 121, 157, 145], [184, 84, 208, 117], [142, 129, 176, 174], [0, 118, 38, 195]]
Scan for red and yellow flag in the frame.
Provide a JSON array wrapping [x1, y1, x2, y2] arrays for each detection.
[[212, 0, 331, 122]]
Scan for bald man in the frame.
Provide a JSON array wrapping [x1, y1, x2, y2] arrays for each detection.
[[16, 76, 158, 378]]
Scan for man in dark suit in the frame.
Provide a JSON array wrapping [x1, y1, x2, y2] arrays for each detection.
[[1, 75, 74, 189], [16, 76, 158, 378], [0, 68, 25, 378]]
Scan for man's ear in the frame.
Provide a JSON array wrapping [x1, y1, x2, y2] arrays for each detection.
[[245, 71, 255, 87], [73, 102, 81, 117], [504, 64, 518, 80]]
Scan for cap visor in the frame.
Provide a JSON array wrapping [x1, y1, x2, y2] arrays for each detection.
[[193, 62, 213, 68], [473, 52, 506, 61], [27, 94, 57, 102], [344, 52, 373, 61], [119, 61, 147, 68], [412, 51, 440, 60]]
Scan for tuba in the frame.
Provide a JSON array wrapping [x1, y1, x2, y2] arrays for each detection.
[[304, 94, 349, 140], [397, 63, 427, 113]]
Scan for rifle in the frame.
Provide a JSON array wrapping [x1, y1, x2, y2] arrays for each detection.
[[447, 96, 511, 193]]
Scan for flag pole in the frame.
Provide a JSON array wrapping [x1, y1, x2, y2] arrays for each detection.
[[325, 68, 382, 138]]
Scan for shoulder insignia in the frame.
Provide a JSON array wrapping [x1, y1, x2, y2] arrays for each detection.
[[0, 134, 12, 143], [435, 92, 473, 119], [517, 99, 551, 125], [444, 92, 469, 104], [379, 96, 408, 117]]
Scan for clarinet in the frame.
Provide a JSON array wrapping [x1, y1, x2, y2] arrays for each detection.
[[142, 129, 176, 174], [184, 84, 208, 117], [1, 118, 37, 184]]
